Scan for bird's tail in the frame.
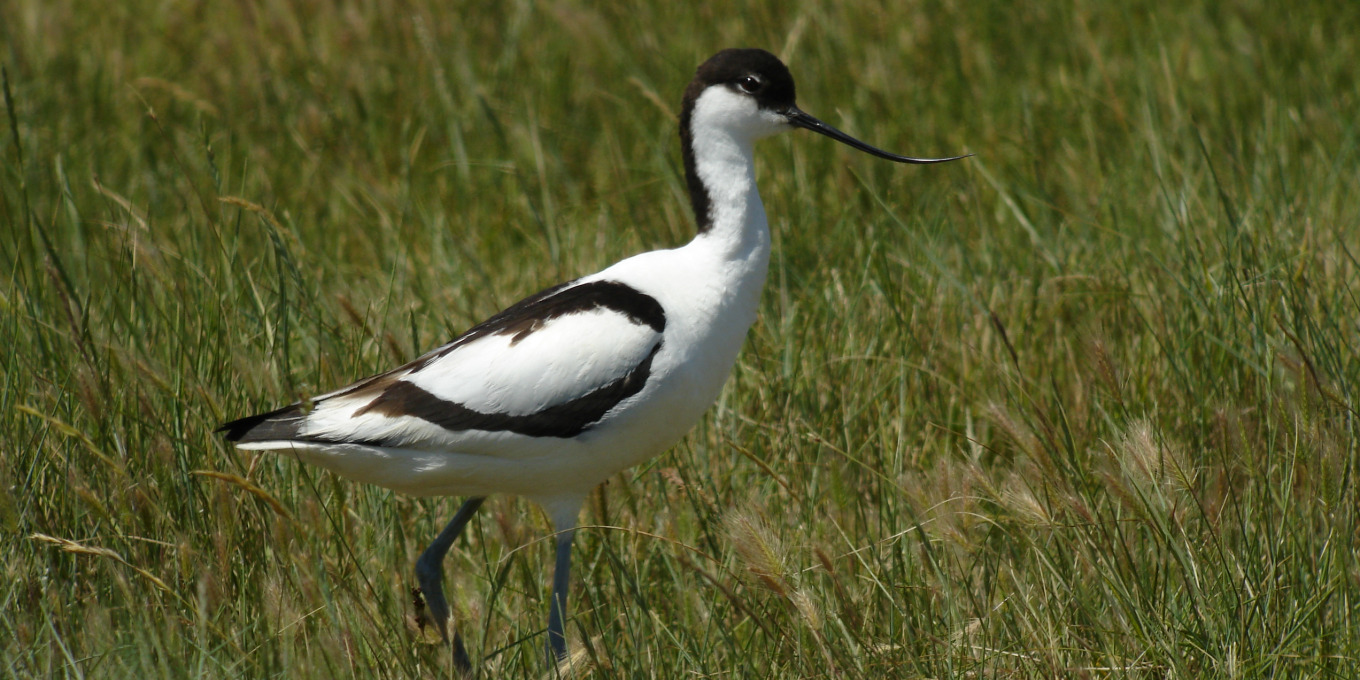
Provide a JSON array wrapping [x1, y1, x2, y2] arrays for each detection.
[[217, 403, 308, 443]]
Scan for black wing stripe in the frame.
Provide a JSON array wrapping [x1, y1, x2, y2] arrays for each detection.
[[346, 341, 662, 442], [319, 280, 664, 402], [412, 280, 665, 370]]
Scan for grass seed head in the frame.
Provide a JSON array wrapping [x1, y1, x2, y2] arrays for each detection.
[[726, 509, 792, 597], [790, 588, 823, 631]]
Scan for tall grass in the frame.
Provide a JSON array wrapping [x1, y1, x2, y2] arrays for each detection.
[[3, 0, 1357, 677]]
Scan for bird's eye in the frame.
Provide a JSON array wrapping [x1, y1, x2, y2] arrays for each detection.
[[736, 75, 762, 94]]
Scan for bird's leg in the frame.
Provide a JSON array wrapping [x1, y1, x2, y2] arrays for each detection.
[[416, 496, 486, 670], [545, 524, 576, 664]]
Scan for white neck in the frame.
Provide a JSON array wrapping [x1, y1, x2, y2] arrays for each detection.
[[684, 87, 782, 264], [662, 87, 775, 381], [690, 131, 769, 260]]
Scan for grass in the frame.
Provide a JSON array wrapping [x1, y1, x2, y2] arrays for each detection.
[[3, 0, 1358, 677]]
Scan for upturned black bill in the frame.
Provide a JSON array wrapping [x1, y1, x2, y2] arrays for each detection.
[[785, 107, 970, 164]]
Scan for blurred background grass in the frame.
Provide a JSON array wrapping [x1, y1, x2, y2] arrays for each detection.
[[3, 0, 1358, 677]]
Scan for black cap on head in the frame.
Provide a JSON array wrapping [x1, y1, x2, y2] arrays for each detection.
[[684, 48, 797, 112]]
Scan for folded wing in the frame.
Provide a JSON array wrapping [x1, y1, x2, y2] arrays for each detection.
[[220, 280, 666, 450]]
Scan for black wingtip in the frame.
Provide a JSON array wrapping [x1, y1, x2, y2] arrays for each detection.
[[218, 403, 306, 443]]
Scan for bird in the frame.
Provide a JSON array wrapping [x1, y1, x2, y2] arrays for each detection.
[[219, 47, 967, 669]]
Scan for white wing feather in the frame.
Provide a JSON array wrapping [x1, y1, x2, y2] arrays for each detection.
[[298, 305, 661, 448]]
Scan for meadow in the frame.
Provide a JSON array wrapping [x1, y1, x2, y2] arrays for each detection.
[[3, 1, 1358, 677]]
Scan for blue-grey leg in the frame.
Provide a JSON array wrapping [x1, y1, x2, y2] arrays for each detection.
[[416, 497, 486, 671], [545, 527, 576, 663]]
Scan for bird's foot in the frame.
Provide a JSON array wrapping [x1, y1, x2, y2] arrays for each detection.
[[411, 586, 448, 641], [414, 569, 474, 674]]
